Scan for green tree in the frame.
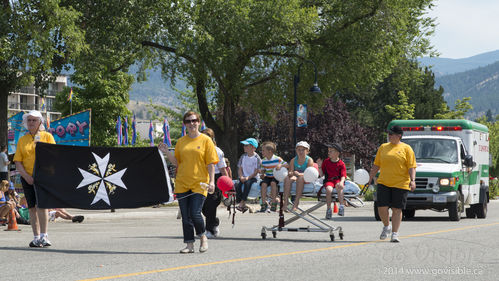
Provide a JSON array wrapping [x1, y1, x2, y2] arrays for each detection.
[[142, 0, 435, 165], [486, 109, 495, 122], [354, 59, 445, 139], [0, 0, 85, 146], [67, 0, 435, 166], [54, 71, 133, 146], [385, 91, 415, 120], [434, 97, 473, 119]]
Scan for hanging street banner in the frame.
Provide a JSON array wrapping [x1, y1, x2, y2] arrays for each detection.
[[7, 112, 28, 155], [48, 109, 91, 146], [33, 143, 173, 209], [297, 104, 308, 128]]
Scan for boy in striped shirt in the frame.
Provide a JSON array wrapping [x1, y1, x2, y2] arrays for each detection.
[[259, 142, 287, 212]]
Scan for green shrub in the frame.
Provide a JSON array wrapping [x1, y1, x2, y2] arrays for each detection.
[[490, 178, 499, 199]]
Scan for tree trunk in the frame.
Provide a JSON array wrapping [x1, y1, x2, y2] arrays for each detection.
[[218, 89, 239, 177]]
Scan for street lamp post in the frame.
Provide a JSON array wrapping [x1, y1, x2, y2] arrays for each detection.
[[293, 60, 321, 148]]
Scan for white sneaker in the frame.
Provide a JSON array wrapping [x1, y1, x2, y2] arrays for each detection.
[[391, 232, 400, 242], [380, 225, 392, 240], [40, 237, 52, 247], [338, 205, 345, 216]]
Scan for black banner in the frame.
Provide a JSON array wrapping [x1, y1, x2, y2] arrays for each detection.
[[33, 143, 172, 209]]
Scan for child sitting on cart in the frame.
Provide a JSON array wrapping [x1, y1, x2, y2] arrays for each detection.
[[317, 143, 346, 218], [259, 141, 287, 212], [283, 141, 314, 211]]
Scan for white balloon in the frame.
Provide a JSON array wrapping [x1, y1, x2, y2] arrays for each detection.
[[273, 167, 288, 182], [354, 169, 369, 185], [303, 167, 319, 183]]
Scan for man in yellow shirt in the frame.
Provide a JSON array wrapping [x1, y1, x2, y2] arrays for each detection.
[[14, 110, 56, 248], [368, 125, 416, 243]]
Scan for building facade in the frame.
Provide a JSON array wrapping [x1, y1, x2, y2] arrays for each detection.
[[7, 75, 67, 121]]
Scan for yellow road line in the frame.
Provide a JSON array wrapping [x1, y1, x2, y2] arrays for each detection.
[[80, 221, 499, 281]]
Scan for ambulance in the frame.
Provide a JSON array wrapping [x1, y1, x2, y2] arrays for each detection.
[[374, 119, 490, 221]]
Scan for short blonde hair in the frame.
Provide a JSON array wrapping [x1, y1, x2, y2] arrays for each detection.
[[261, 141, 276, 153]]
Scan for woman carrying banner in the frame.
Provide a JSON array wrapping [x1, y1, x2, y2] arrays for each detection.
[[13, 110, 56, 247], [159, 111, 218, 253]]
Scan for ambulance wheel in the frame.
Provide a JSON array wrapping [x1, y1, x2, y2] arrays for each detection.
[[465, 207, 476, 219], [472, 201, 487, 219], [448, 199, 461, 221], [373, 201, 381, 221]]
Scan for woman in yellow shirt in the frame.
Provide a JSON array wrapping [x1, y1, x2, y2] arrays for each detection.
[[159, 111, 218, 253], [368, 125, 416, 243], [13, 110, 55, 248]]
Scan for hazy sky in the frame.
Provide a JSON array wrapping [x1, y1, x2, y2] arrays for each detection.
[[426, 0, 499, 59]]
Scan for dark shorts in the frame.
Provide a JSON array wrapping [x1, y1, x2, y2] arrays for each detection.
[[21, 178, 37, 209], [260, 176, 279, 187], [376, 184, 409, 209]]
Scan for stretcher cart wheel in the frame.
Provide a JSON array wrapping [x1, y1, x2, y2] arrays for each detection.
[[330, 234, 335, 241], [261, 232, 267, 239], [339, 232, 344, 240], [272, 231, 277, 238]]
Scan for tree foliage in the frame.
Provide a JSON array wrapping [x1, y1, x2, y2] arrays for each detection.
[[385, 91, 415, 120], [352, 59, 446, 140], [434, 97, 473, 119], [133, 0, 435, 166], [45, 0, 436, 167], [0, 0, 85, 146], [54, 71, 132, 146]]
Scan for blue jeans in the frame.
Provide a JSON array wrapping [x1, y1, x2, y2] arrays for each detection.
[[177, 191, 206, 243], [236, 178, 257, 202]]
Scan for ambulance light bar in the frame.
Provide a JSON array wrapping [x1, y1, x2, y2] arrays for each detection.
[[400, 126, 463, 132], [401, 126, 424, 131], [431, 126, 462, 131]]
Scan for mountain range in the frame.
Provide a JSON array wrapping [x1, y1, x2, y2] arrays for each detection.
[[419, 50, 499, 117], [419, 50, 499, 77], [127, 50, 499, 118]]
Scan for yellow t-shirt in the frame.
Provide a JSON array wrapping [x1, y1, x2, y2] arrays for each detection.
[[374, 142, 417, 190], [13, 131, 56, 176], [174, 133, 219, 195]]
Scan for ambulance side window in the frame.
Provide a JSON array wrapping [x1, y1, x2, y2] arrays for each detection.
[[460, 144, 467, 161]]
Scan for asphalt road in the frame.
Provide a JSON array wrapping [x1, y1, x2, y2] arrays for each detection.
[[1, 200, 499, 281]]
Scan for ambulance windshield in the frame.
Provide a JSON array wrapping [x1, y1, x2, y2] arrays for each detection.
[[404, 139, 458, 164]]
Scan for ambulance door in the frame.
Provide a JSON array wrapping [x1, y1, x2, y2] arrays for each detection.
[[459, 142, 471, 202]]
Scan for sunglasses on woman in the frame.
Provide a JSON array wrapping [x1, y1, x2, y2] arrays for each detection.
[[184, 119, 199, 124]]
